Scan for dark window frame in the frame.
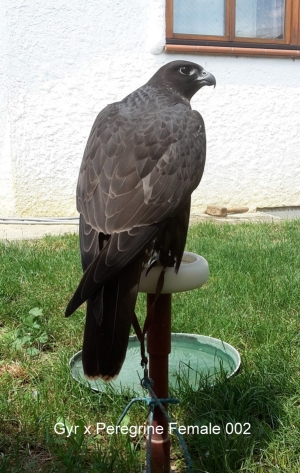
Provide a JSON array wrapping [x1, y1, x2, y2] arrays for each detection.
[[166, 0, 300, 57]]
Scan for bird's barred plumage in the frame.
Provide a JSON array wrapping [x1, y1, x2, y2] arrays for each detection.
[[65, 60, 216, 381]]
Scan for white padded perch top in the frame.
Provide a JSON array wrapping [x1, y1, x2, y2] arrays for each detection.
[[139, 252, 209, 294]]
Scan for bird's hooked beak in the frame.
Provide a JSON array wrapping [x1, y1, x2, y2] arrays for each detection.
[[195, 70, 216, 88]]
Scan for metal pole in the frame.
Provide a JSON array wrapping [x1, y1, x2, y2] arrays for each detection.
[[146, 293, 172, 473]]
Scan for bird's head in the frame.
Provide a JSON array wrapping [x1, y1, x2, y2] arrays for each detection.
[[148, 60, 216, 101]]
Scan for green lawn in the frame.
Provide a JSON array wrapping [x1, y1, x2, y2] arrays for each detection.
[[0, 220, 299, 472]]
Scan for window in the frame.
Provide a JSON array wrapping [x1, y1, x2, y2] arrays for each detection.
[[166, 0, 300, 57]]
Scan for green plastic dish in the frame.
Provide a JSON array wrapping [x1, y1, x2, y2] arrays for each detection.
[[69, 333, 240, 393]]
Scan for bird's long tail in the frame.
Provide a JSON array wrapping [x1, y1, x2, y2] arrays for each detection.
[[79, 258, 143, 381]]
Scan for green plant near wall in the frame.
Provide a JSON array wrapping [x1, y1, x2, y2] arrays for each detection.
[[5, 307, 49, 356]]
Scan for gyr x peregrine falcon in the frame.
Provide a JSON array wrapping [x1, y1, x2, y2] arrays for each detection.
[[66, 60, 216, 381]]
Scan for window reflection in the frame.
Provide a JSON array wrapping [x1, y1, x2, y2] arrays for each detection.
[[173, 0, 226, 36], [236, 0, 285, 39]]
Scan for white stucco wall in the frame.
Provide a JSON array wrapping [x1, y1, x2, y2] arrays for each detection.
[[0, 0, 299, 217]]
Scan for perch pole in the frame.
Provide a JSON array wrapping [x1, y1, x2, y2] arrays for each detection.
[[138, 252, 210, 472], [146, 292, 172, 473]]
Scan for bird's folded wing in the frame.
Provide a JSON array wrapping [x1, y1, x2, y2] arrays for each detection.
[[77, 96, 206, 235], [65, 222, 162, 316]]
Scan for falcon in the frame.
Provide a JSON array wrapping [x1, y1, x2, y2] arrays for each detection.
[[65, 60, 216, 381]]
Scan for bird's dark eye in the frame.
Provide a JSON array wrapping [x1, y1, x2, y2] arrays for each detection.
[[179, 66, 195, 76]]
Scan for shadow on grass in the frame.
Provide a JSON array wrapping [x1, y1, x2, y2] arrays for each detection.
[[0, 422, 144, 473], [0, 366, 291, 473], [170, 360, 287, 473]]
